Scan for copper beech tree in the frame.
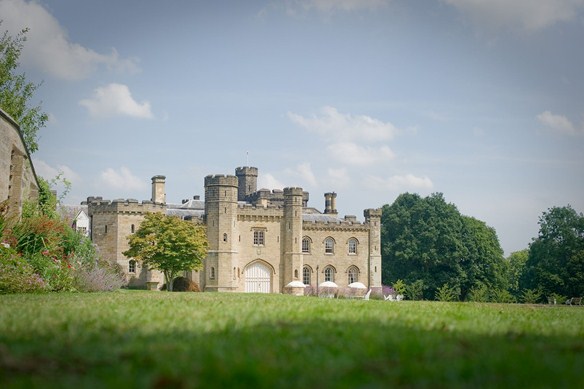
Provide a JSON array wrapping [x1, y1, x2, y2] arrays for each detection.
[[123, 213, 208, 291]]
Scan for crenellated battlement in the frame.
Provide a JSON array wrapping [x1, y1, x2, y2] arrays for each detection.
[[86, 197, 166, 215], [204, 174, 238, 188]]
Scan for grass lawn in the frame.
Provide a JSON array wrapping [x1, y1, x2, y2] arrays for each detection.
[[1, 291, 583, 388]]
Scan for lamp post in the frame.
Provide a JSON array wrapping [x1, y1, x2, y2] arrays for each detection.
[[316, 265, 319, 295]]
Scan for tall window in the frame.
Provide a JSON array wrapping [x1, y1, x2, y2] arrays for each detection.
[[128, 260, 136, 273], [131, 224, 135, 233], [348, 238, 358, 255], [325, 237, 334, 254], [302, 237, 311, 253], [303, 266, 311, 285], [210, 267, 215, 279], [253, 230, 265, 246], [348, 266, 358, 284], [324, 267, 334, 282]]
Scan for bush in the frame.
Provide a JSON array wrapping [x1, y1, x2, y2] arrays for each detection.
[[0, 246, 46, 293], [435, 283, 460, 302], [491, 288, 516, 303], [393, 279, 406, 295], [74, 259, 125, 292], [548, 292, 567, 305], [27, 251, 75, 291], [172, 276, 200, 292], [467, 284, 490, 302], [521, 288, 542, 304], [406, 280, 425, 300]]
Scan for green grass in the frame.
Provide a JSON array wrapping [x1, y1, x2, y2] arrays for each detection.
[[1, 291, 583, 388]]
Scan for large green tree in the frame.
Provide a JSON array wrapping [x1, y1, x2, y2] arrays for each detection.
[[123, 213, 208, 291], [1, 26, 47, 153], [381, 193, 506, 300], [506, 249, 528, 298], [522, 205, 584, 297]]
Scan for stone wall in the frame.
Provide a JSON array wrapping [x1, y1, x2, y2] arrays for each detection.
[[0, 108, 39, 219]]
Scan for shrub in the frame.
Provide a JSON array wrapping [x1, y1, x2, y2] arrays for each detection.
[[27, 251, 75, 292], [521, 288, 542, 304], [406, 280, 425, 300], [172, 276, 200, 292], [393, 279, 406, 295], [0, 246, 46, 293], [74, 260, 125, 292], [435, 283, 460, 302], [548, 292, 567, 305], [467, 284, 490, 302], [491, 288, 516, 303]]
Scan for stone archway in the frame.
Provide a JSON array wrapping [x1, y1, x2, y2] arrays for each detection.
[[244, 261, 271, 293]]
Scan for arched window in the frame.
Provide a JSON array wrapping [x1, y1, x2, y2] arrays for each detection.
[[348, 238, 358, 255], [131, 224, 135, 233], [325, 237, 334, 254], [324, 266, 335, 282], [223, 233, 228, 242], [294, 269, 299, 279], [302, 237, 311, 253], [348, 266, 359, 284], [210, 267, 215, 279], [303, 266, 311, 286], [128, 260, 136, 273]]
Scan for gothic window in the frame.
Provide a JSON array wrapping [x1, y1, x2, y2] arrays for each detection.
[[131, 224, 135, 233], [348, 238, 358, 255], [348, 266, 359, 284], [324, 266, 335, 282], [302, 237, 311, 253], [253, 230, 265, 246], [303, 266, 311, 285], [223, 233, 228, 242], [325, 237, 334, 254], [128, 260, 136, 273]]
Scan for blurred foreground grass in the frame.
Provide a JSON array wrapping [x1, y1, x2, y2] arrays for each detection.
[[1, 291, 583, 388]]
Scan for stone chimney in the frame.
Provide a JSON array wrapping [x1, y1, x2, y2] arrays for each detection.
[[324, 192, 338, 214], [151, 175, 166, 204]]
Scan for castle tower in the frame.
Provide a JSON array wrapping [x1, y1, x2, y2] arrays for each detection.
[[364, 208, 382, 290], [282, 187, 304, 290], [151, 175, 166, 204], [324, 192, 338, 214], [204, 174, 239, 292], [235, 166, 258, 201]]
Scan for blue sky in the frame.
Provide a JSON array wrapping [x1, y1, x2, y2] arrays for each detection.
[[2, 0, 583, 255]]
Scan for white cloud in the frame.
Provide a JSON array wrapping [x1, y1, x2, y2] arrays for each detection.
[[285, 162, 318, 187], [365, 174, 433, 192], [258, 173, 285, 190], [327, 142, 395, 166], [32, 159, 80, 183], [288, 106, 398, 143], [537, 110, 583, 136], [99, 167, 147, 191], [79, 83, 153, 119], [327, 167, 350, 188], [445, 0, 584, 33], [0, 0, 139, 80], [298, 0, 389, 13]]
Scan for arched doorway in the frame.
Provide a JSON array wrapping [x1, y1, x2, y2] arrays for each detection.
[[245, 261, 271, 293]]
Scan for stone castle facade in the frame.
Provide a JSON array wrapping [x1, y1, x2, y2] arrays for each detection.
[[0, 108, 39, 219], [86, 167, 382, 293]]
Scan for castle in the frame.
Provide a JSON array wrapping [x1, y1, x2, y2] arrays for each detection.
[[85, 167, 382, 294]]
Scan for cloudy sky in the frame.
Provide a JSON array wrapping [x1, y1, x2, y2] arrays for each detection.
[[2, 0, 583, 255]]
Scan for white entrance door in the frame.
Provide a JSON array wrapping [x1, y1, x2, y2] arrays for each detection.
[[245, 262, 271, 293]]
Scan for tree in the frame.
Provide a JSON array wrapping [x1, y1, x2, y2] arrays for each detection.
[[381, 192, 507, 300], [506, 249, 528, 298], [522, 205, 584, 297], [1, 25, 48, 153], [123, 213, 208, 291]]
